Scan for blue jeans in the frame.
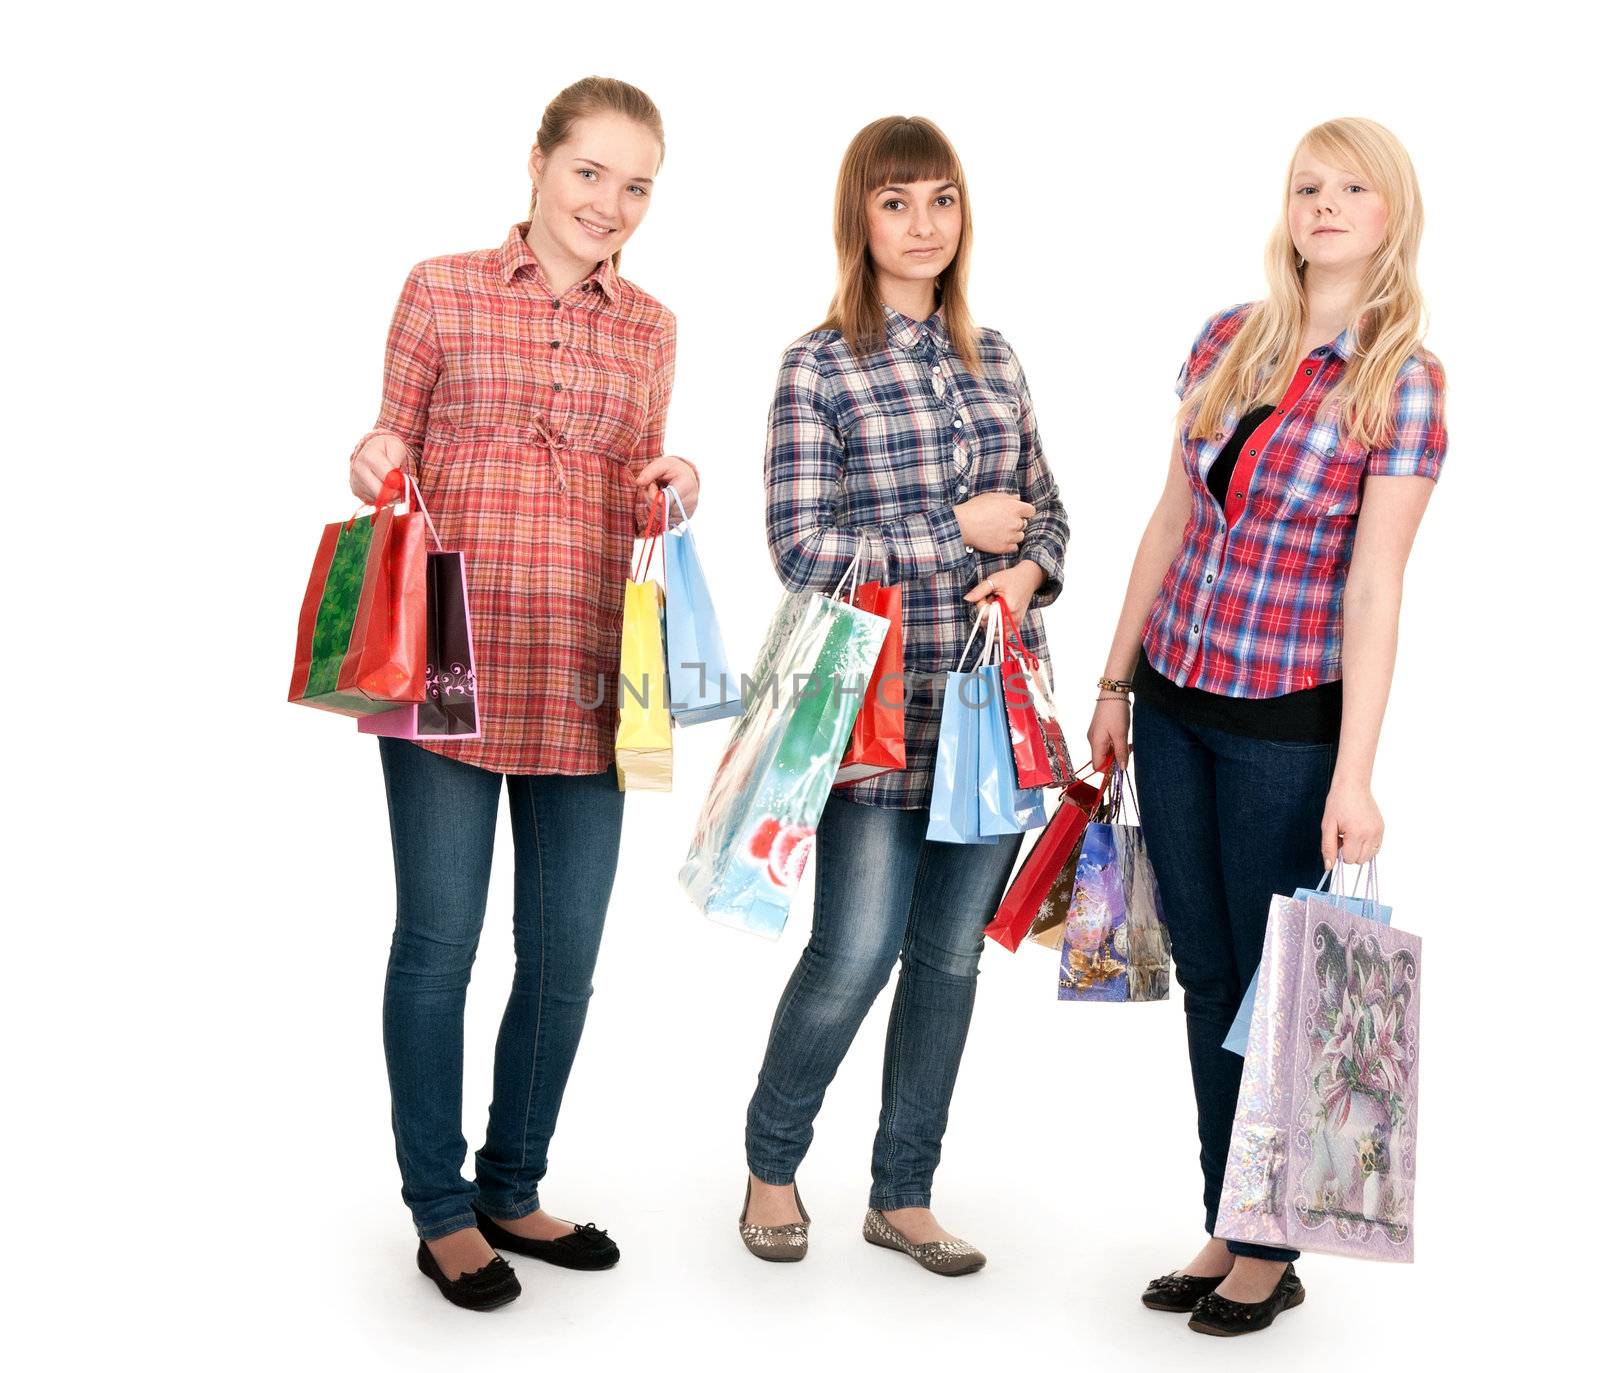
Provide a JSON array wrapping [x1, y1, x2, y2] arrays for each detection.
[[1131, 698, 1336, 1263], [745, 793, 1024, 1210], [378, 737, 625, 1239]]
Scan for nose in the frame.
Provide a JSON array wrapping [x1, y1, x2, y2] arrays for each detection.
[[910, 205, 936, 237]]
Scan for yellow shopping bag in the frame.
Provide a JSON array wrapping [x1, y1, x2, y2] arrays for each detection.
[[615, 499, 673, 791]]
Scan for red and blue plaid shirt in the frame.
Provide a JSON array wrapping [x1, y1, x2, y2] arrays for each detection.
[[1142, 303, 1447, 697], [764, 307, 1070, 809]]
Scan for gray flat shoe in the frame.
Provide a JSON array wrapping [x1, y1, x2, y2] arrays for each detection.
[[739, 1179, 810, 1262], [862, 1208, 986, 1276]]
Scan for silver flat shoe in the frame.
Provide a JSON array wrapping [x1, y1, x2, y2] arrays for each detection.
[[862, 1208, 986, 1276], [739, 1178, 810, 1262]]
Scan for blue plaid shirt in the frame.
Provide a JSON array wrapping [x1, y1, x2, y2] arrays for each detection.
[[763, 306, 1070, 809]]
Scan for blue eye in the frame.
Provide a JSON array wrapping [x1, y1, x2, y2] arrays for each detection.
[[627, 184, 648, 197], [1295, 185, 1318, 196], [578, 168, 597, 180]]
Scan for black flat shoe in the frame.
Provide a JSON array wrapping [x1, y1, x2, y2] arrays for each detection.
[[1141, 1270, 1227, 1312], [1187, 1264, 1304, 1336], [473, 1208, 621, 1271], [415, 1240, 521, 1311]]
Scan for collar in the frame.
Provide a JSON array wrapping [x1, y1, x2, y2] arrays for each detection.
[[497, 222, 620, 302], [881, 302, 950, 354], [1306, 323, 1356, 364]]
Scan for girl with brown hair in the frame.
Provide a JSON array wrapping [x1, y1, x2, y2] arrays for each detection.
[[738, 115, 1070, 1275]]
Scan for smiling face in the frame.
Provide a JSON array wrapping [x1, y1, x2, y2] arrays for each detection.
[[865, 178, 962, 295], [528, 111, 661, 266], [1288, 147, 1390, 274]]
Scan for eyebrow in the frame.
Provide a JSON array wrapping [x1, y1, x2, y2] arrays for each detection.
[[877, 181, 959, 195], [1291, 168, 1364, 182], [574, 157, 654, 184]]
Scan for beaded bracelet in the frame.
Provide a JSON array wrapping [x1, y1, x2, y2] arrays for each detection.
[[1096, 676, 1133, 694]]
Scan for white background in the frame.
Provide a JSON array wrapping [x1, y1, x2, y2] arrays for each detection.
[[8, 0, 1588, 1366]]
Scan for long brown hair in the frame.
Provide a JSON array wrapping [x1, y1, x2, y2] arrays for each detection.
[[528, 76, 665, 272], [820, 116, 979, 372], [1185, 117, 1435, 449]]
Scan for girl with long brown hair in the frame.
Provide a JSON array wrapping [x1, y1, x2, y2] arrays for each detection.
[[739, 115, 1070, 1275], [347, 76, 700, 1310]]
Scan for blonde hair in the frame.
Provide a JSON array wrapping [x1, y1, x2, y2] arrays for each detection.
[[1186, 117, 1434, 449], [528, 76, 664, 271], [819, 116, 980, 373]]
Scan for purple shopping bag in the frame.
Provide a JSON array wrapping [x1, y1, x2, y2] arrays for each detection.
[[1215, 892, 1422, 1261]]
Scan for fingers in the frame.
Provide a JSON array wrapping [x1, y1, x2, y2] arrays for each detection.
[[1340, 826, 1384, 866], [1320, 813, 1341, 871]]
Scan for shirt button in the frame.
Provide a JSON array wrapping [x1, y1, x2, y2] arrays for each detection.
[[1276, 408, 1285, 415], [550, 340, 561, 349], [553, 301, 561, 310], [957, 483, 968, 494], [1191, 625, 1200, 634], [953, 417, 963, 428], [553, 382, 564, 392], [1303, 367, 1314, 376], [1247, 448, 1257, 456], [1205, 574, 1213, 583], [1233, 491, 1243, 499]]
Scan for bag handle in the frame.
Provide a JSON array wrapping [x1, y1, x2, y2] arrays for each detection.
[[956, 601, 1002, 673], [663, 483, 690, 531], [829, 539, 868, 603], [346, 468, 442, 551], [632, 488, 671, 582]]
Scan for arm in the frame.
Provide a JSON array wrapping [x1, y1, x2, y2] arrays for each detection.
[[1011, 350, 1070, 608], [628, 314, 689, 536], [1085, 435, 1191, 769], [1319, 357, 1446, 867], [348, 264, 440, 502], [764, 346, 970, 592]]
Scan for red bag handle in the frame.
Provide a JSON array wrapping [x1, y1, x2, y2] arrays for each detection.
[[632, 488, 672, 582]]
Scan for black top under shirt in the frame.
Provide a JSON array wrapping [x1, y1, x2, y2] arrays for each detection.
[[1133, 403, 1343, 743]]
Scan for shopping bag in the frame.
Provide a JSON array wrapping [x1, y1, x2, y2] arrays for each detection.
[[358, 548, 481, 740], [1025, 778, 1117, 949], [997, 600, 1070, 789], [835, 573, 906, 786], [926, 607, 1002, 845], [661, 485, 742, 726], [679, 582, 888, 938], [615, 505, 673, 790], [1056, 767, 1171, 1001], [1215, 893, 1421, 1261], [289, 468, 427, 716], [1224, 863, 1393, 1055], [983, 769, 1107, 951], [976, 607, 1047, 834]]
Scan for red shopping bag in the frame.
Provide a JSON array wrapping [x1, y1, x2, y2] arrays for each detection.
[[834, 581, 907, 786], [998, 601, 1070, 789], [983, 769, 1108, 951], [289, 469, 427, 715]]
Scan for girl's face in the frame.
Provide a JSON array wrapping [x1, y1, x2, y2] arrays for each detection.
[[866, 178, 962, 292], [529, 112, 661, 264], [1288, 148, 1389, 273]]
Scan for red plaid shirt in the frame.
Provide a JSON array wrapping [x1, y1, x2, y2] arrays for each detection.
[[352, 222, 676, 774], [1143, 303, 1446, 696]]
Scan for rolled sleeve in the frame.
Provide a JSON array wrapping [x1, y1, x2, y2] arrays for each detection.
[[351, 262, 441, 473], [1364, 353, 1447, 480]]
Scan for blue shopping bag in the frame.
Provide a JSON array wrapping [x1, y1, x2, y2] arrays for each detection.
[[1222, 863, 1393, 1055], [927, 608, 1002, 845], [976, 661, 1046, 835], [662, 486, 742, 725]]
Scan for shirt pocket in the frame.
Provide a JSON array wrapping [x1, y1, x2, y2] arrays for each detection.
[[1277, 420, 1368, 518]]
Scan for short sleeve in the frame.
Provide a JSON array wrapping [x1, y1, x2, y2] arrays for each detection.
[[1176, 304, 1251, 402], [1364, 353, 1447, 481]]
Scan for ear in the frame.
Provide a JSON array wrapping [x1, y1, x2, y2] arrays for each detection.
[[528, 144, 545, 186]]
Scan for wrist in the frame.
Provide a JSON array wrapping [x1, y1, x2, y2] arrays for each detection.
[[1016, 557, 1046, 594], [1330, 765, 1373, 791]]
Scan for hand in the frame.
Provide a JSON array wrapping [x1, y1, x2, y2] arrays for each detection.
[[963, 560, 1043, 623], [636, 455, 700, 520], [1087, 696, 1130, 772], [1320, 776, 1383, 869], [350, 433, 412, 504], [954, 492, 1036, 554]]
